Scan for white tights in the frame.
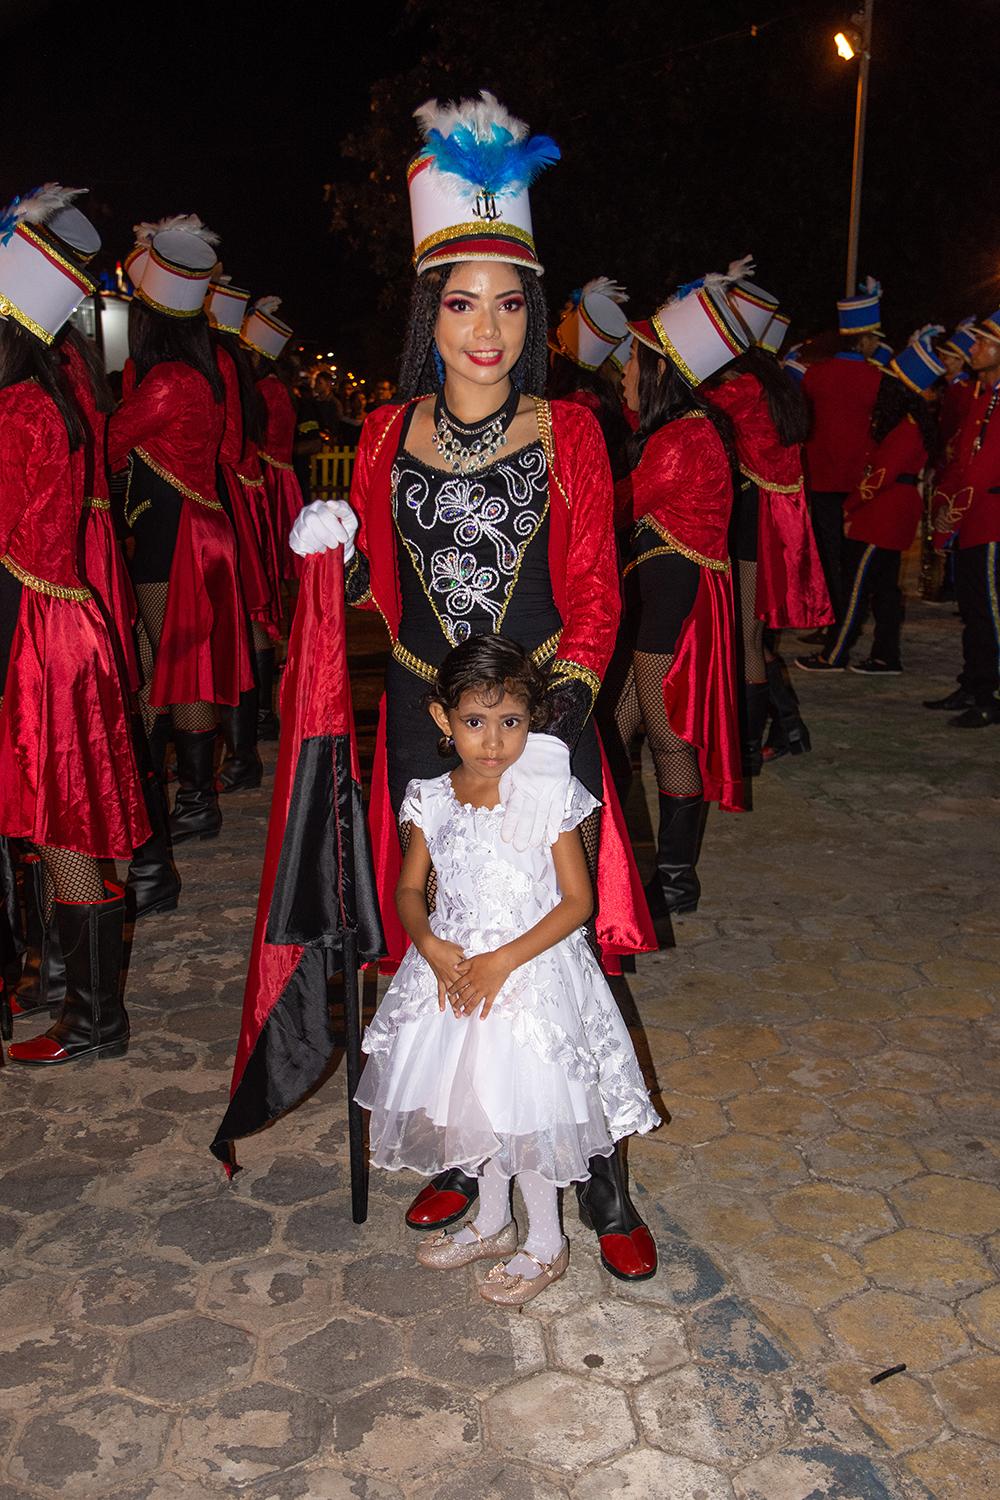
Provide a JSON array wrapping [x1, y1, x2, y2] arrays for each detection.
[[454, 1158, 563, 1278]]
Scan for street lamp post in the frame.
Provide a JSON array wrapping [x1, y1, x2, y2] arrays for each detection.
[[837, 0, 875, 298]]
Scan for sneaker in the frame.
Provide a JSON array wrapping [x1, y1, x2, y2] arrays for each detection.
[[795, 654, 844, 673], [923, 688, 975, 711], [948, 703, 1000, 729], [849, 658, 902, 675]]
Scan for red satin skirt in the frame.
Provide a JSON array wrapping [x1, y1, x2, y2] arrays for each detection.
[[663, 567, 746, 813], [243, 477, 284, 638], [149, 497, 254, 710], [220, 466, 279, 639], [82, 503, 141, 694], [0, 586, 150, 858], [262, 458, 305, 582], [756, 488, 834, 629]]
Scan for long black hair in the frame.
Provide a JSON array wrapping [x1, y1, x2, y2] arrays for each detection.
[[128, 299, 224, 402], [397, 264, 549, 400], [547, 352, 632, 480], [724, 345, 811, 446], [0, 317, 84, 449], [213, 328, 265, 448], [871, 371, 938, 458], [627, 339, 738, 476], [58, 323, 114, 415]]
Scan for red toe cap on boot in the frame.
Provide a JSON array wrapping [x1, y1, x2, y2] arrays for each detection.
[[405, 1186, 474, 1229], [7, 1035, 69, 1065], [599, 1227, 659, 1281]]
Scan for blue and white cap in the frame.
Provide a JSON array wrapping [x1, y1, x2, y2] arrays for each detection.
[[888, 333, 945, 394], [941, 319, 976, 362], [838, 275, 882, 335], [868, 339, 893, 367]]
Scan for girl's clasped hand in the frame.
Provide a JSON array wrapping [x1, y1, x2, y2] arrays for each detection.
[[425, 937, 513, 1019]]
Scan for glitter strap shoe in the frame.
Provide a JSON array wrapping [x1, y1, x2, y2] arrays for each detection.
[[415, 1219, 518, 1270], [477, 1240, 570, 1307]]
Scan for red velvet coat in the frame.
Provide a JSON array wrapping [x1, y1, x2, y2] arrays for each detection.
[[257, 373, 305, 582], [707, 373, 833, 628], [63, 340, 141, 692], [844, 416, 927, 551], [938, 377, 973, 470], [615, 416, 744, 813], [347, 396, 654, 970], [932, 379, 1000, 548], [216, 347, 282, 639], [108, 361, 252, 708], [803, 354, 883, 493], [0, 381, 149, 858]]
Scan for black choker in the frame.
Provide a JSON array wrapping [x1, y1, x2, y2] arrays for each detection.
[[431, 385, 520, 475]]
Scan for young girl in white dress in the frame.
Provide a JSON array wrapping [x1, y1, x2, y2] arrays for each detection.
[[355, 635, 659, 1307]]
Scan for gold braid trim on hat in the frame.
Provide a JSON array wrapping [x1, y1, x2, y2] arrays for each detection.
[[413, 220, 536, 265], [136, 287, 203, 319], [134, 448, 224, 510], [651, 313, 699, 386], [2, 553, 91, 601], [0, 296, 56, 345]]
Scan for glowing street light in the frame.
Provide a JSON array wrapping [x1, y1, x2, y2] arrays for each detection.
[[835, 2, 874, 297]]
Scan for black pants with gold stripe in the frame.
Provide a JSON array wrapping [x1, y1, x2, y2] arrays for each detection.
[[822, 538, 903, 668], [956, 542, 1000, 704]]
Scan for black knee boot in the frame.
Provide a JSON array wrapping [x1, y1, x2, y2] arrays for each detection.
[[8, 885, 128, 1065], [127, 745, 182, 920], [12, 854, 65, 1020], [255, 647, 279, 741], [169, 729, 222, 843], [646, 792, 704, 916], [764, 656, 812, 759], [743, 681, 771, 779], [576, 1143, 657, 1281], [218, 689, 263, 792]]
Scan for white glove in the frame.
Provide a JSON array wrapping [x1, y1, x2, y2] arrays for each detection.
[[500, 733, 571, 852], [289, 499, 359, 561]]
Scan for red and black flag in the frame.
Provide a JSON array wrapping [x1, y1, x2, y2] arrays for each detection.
[[211, 548, 384, 1191]]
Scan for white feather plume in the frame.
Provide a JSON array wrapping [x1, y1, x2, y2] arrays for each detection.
[[910, 322, 944, 347], [253, 295, 282, 316], [17, 183, 88, 225], [725, 255, 756, 284], [581, 277, 628, 304], [132, 212, 220, 248], [414, 90, 529, 144]]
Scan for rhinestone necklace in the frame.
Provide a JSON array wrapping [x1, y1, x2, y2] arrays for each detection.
[[430, 385, 520, 475]]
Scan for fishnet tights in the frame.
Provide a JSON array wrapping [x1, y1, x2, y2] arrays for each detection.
[[135, 582, 216, 735], [737, 560, 767, 684], [31, 843, 105, 919], [251, 621, 270, 653], [615, 653, 702, 796]]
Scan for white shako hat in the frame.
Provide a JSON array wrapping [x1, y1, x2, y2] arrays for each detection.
[[760, 311, 791, 355], [0, 185, 95, 344], [609, 332, 633, 372], [554, 278, 630, 371], [206, 277, 251, 334], [724, 256, 780, 343], [241, 295, 292, 359], [127, 214, 219, 313], [629, 267, 751, 387], [408, 91, 560, 276]]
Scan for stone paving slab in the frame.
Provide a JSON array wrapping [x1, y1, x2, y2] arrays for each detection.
[[0, 602, 996, 1497]]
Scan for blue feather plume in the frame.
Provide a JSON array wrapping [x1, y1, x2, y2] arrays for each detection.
[[424, 123, 560, 195], [0, 196, 24, 247]]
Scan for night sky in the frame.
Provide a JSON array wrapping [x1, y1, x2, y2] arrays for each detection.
[[4, 0, 999, 377]]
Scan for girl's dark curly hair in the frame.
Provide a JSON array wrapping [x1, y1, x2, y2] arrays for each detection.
[[871, 369, 938, 458], [397, 265, 549, 399], [429, 633, 549, 729], [627, 338, 739, 477]]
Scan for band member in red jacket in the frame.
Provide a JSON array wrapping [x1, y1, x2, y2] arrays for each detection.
[[289, 92, 657, 1283], [802, 279, 884, 616], [927, 312, 1000, 726], [797, 337, 942, 676], [0, 189, 149, 1066]]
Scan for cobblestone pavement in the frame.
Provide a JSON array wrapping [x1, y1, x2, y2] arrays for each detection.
[[0, 601, 997, 1499]]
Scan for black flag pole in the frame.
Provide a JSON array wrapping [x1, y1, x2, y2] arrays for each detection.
[[340, 931, 368, 1223]]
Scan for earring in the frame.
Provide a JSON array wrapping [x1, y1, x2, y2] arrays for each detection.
[[432, 342, 446, 386], [437, 733, 455, 758]]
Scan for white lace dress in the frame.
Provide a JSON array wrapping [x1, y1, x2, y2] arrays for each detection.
[[355, 772, 659, 1186]]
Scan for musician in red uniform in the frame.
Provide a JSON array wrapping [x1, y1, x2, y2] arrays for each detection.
[[926, 312, 1000, 726], [289, 92, 658, 1283], [245, 296, 304, 733], [610, 278, 748, 920], [802, 279, 885, 617], [110, 223, 252, 844], [797, 338, 942, 675], [0, 190, 149, 1066], [207, 280, 281, 790]]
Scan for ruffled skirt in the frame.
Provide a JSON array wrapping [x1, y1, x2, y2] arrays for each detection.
[[356, 925, 659, 1186]]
